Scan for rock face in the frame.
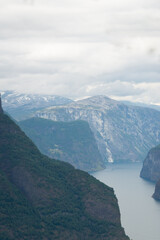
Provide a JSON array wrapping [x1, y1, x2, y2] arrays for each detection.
[[153, 179, 160, 200], [36, 95, 160, 163], [1, 90, 73, 120], [19, 118, 105, 172], [140, 145, 160, 182], [0, 103, 129, 239], [140, 144, 160, 201]]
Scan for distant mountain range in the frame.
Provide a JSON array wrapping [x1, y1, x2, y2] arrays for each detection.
[[2, 90, 160, 120], [19, 118, 104, 172], [1, 91, 73, 120], [121, 100, 160, 112], [2, 91, 160, 164], [35, 95, 160, 164], [0, 96, 129, 240]]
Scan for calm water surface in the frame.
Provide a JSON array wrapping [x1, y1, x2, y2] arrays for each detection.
[[92, 163, 160, 240]]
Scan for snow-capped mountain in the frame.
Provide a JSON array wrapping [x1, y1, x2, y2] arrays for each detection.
[[35, 95, 160, 164], [1, 91, 73, 120]]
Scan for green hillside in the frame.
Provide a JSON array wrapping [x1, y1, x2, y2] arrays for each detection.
[[19, 118, 104, 172], [0, 104, 129, 239]]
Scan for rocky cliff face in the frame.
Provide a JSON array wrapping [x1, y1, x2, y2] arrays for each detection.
[[140, 145, 160, 182], [19, 118, 105, 172], [140, 144, 160, 201], [36, 95, 160, 163], [0, 102, 129, 240], [153, 179, 160, 200]]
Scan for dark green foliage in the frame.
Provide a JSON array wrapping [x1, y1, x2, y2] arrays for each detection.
[[0, 111, 129, 239], [0, 170, 42, 240], [19, 118, 104, 171]]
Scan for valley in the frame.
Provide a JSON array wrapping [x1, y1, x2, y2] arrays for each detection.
[[1, 91, 160, 240]]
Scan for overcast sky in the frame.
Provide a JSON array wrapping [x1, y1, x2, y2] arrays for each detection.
[[0, 0, 160, 104]]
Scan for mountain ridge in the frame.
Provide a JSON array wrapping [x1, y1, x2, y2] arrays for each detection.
[[0, 96, 129, 240], [1, 90, 73, 120], [35, 95, 160, 164]]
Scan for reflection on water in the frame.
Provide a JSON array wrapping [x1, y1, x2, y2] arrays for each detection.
[[92, 163, 160, 240]]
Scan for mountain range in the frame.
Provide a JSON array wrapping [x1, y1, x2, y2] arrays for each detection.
[[2, 91, 160, 165], [35, 95, 160, 164], [121, 100, 160, 112], [1, 91, 72, 120], [0, 96, 129, 240]]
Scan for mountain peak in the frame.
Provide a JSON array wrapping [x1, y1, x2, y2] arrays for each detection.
[[76, 95, 119, 108]]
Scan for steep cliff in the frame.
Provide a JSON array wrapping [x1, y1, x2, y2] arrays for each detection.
[[19, 118, 105, 172], [153, 179, 160, 200], [140, 145, 160, 182], [0, 98, 129, 240], [36, 95, 160, 163]]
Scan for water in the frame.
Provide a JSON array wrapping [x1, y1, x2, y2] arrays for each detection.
[[92, 163, 160, 240]]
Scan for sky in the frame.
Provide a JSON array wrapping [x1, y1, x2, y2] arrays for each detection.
[[0, 0, 160, 104]]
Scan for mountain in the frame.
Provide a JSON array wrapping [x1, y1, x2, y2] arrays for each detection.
[[153, 179, 160, 200], [121, 101, 160, 112], [140, 144, 160, 201], [140, 144, 160, 182], [19, 118, 104, 172], [0, 97, 129, 240], [1, 90, 73, 120], [35, 95, 160, 164]]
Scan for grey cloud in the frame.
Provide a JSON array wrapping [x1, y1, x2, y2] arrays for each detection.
[[0, 1, 160, 104]]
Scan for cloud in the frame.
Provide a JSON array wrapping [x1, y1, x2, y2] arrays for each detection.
[[0, 0, 160, 104]]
